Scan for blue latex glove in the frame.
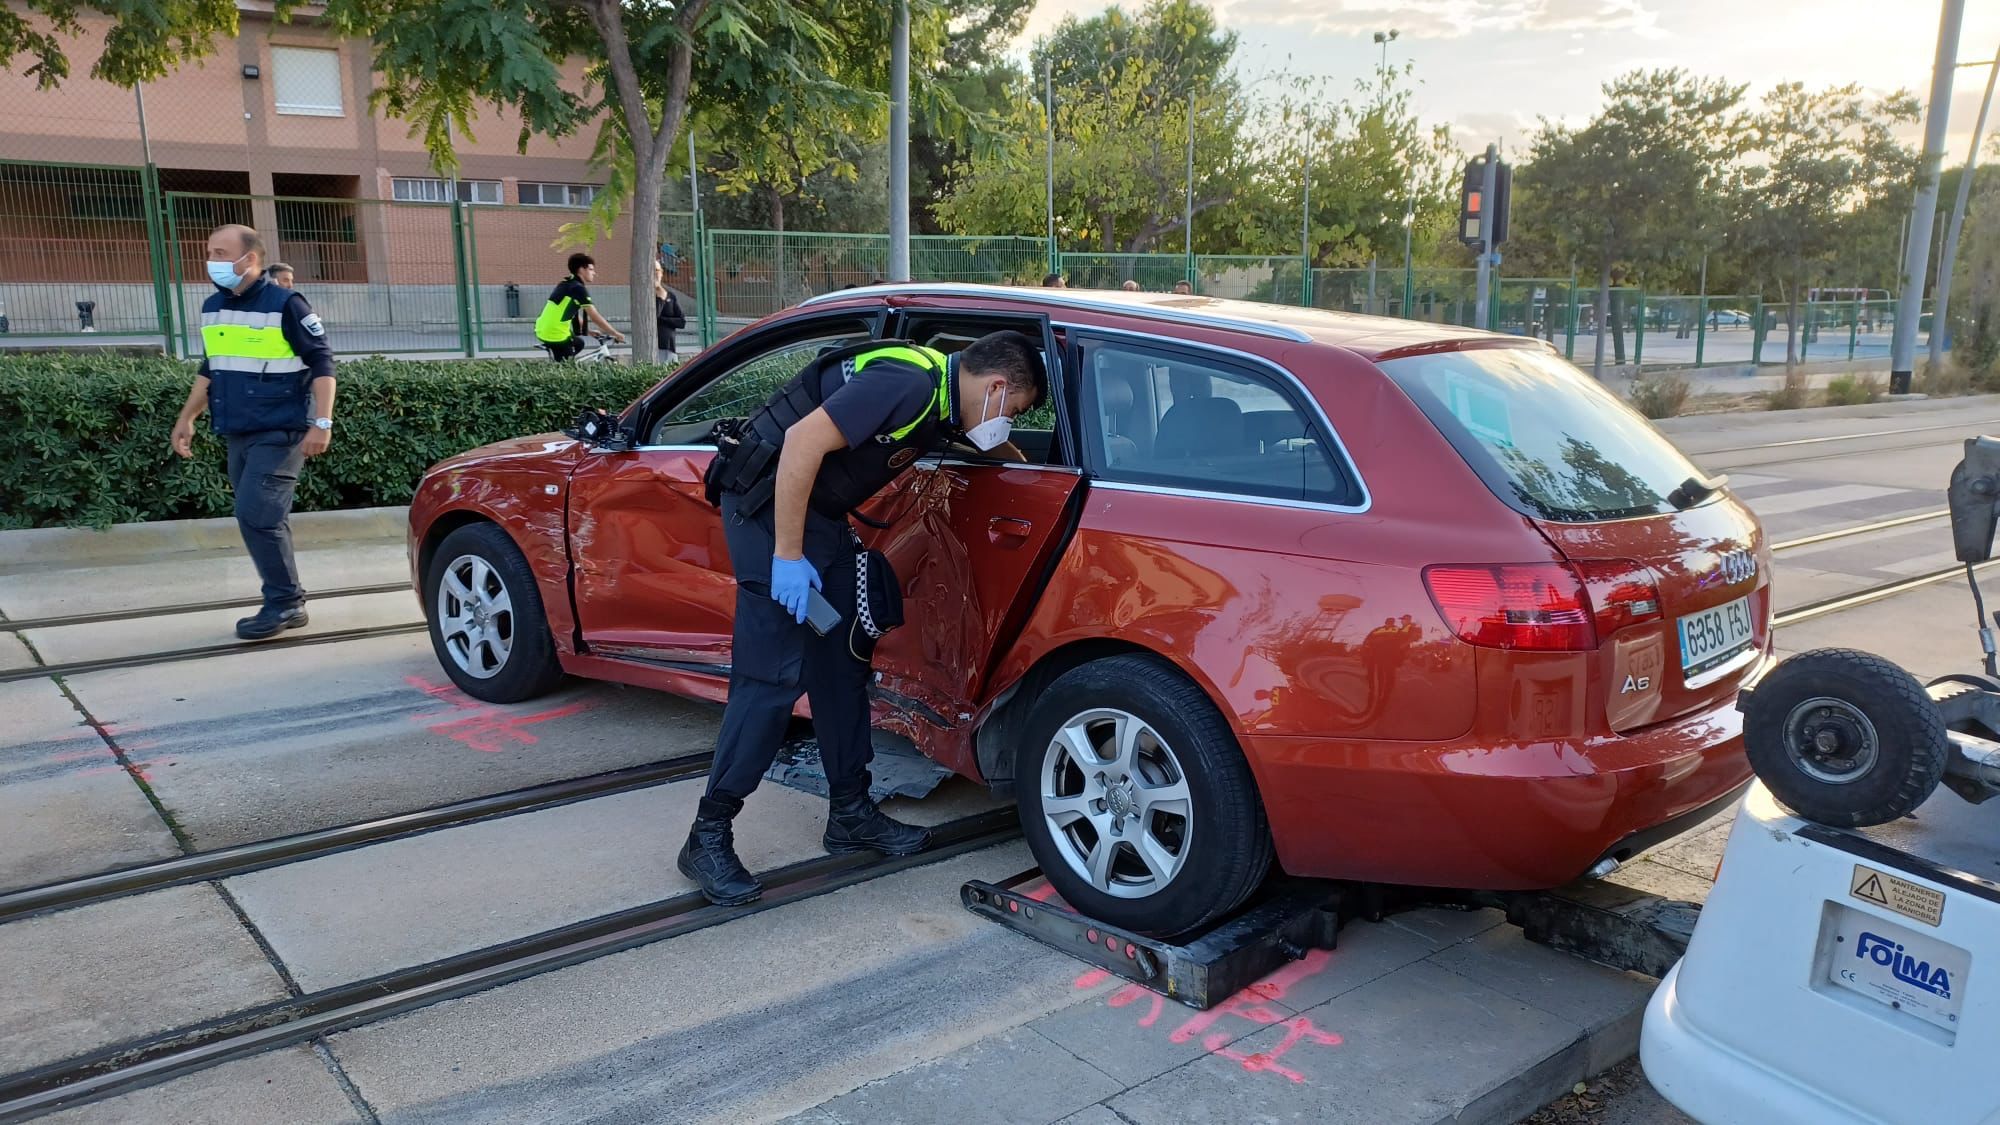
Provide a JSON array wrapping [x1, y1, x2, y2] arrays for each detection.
[[769, 555, 822, 624]]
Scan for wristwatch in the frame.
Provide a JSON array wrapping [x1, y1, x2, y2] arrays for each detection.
[[311, 417, 333, 430]]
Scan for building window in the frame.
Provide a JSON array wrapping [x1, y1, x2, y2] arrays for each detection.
[[519, 182, 599, 208], [391, 177, 501, 205], [271, 46, 344, 116]]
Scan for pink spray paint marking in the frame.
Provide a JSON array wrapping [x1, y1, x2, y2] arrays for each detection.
[[1073, 946, 1343, 1082], [403, 675, 596, 752]]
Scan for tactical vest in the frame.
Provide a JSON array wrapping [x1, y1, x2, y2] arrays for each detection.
[[743, 341, 953, 518], [200, 278, 310, 435]]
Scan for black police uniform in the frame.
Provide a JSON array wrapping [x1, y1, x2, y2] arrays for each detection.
[[681, 341, 961, 904], [197, 275, 335, 618]]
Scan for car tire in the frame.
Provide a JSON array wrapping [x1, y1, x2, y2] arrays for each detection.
[[425, 522, 564, 704], [1742, 648, 1947, 828], [1015, 654, 1274, 938]]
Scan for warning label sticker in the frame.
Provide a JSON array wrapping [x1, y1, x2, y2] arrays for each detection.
[[1851, 865, 1946, 927]]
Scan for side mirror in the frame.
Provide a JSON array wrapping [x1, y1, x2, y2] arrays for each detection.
[[1949, 435, 2000, 563], [565, 407, 635, 451]]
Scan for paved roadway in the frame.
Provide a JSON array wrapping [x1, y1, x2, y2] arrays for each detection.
[[4, 395, 1999, 1124]]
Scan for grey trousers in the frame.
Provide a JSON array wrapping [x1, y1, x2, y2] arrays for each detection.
[[225, 430, 307, 609]]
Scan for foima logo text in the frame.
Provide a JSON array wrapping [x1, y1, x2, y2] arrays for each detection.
[[1856, 931, 1952, 998]]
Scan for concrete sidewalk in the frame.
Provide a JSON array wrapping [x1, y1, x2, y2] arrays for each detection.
[[779, 902, 1673, 1125]]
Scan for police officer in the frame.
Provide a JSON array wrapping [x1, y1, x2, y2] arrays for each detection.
[[169, 224, 336, 640], [680, 331, 1047, 904], [535, 252, 626, 360]]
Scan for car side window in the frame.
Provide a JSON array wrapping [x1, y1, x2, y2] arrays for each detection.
[[652, 321, 875, 442], [1077, 338, 1357, 506]]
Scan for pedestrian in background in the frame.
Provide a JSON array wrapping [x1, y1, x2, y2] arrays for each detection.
[[169, 224, 336, 640], [1121, 280, 1140, 292], [1041, 272, 1066, 288], [268, 262, 295, 289], [1172, 280, 1193, 295], [653, 260, 687, 363]]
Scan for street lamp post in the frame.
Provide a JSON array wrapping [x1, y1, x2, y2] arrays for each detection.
[[1372, 29, 1399, 92]]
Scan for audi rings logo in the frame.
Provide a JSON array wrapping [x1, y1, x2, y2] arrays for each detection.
[[1716, 548, 1756, 587]]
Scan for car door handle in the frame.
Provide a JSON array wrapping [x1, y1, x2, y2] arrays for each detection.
[[989, 516, 1034, 544]]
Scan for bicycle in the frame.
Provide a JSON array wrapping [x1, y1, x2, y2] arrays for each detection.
[[542, 333, 622, 363]]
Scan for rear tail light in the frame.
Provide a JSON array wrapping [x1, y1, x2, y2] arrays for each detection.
[[1423, 563, 1595, 651], [1572, 558, 1663, 636]]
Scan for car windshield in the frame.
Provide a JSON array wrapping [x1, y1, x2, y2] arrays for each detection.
[[1378, 345, 1705, 522]]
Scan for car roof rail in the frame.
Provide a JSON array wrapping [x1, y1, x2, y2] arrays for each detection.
[[798, 282, 1316, 344]]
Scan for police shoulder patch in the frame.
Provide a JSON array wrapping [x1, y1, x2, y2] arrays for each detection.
[[300, 312, 325, 337]]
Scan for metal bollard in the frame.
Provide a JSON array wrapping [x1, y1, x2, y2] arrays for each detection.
[[505, 284, 520, 319]]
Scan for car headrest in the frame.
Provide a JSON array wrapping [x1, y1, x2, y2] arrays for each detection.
[[1096, 373, 1134, 414]]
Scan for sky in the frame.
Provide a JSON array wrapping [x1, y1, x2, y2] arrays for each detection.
[[1013, 0, 2000, 162]]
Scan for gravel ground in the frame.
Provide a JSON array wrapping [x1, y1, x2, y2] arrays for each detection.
[[1518, 1056, 1695, 1125]]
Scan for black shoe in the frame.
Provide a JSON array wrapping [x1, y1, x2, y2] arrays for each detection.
[[235, 604, 309, 640], [824, 792, 931, 857], [678, 797, 762, 906]]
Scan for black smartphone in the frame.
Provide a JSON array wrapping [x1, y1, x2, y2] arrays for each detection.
[[804, 587, 842, 636]]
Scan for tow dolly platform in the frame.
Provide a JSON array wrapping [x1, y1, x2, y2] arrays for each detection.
[[961, 870, 1343, 1010], [961, 867, 1701, 1012]]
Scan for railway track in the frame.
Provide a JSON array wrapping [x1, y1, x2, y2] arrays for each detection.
[[0, 581, 411, 634], [0, 809, 1020, 1123], [0, 752, 716, 925], [0, 620, 427, 683]]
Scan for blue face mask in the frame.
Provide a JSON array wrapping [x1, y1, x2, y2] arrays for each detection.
[[207, 256, 246, 290]]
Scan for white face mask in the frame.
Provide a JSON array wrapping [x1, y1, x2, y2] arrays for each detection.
[[964, 381, 1013, 451]]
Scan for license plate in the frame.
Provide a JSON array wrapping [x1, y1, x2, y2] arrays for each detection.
[[1677, 594, 1754, 675], [1824, 905, 1969, 1034]]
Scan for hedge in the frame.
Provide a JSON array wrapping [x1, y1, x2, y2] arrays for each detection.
[[0, 354, 672, 529]]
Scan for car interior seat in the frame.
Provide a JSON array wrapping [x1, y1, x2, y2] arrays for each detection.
[[1093, 371, 1140, 465], [1155, 369, 1248, 461]]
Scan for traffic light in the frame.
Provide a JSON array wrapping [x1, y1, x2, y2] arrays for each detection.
[[1458, 155, 1511, 249]]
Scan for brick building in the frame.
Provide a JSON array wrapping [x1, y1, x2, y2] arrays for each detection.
[[0, 4, 679, 347]]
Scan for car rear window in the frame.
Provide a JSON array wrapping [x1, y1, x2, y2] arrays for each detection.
[[1377, 345, 1706, 522]]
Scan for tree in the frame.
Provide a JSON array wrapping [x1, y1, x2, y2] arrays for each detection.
[[0, 0, 243, 88], [1735, 83, 1919, 365], [1221, 67, 1459, 269], [1511, 69, 1747, 377], [935, 0, 1251, 255], [319, 0, 790, 362], [911, 0, 1035, 232]]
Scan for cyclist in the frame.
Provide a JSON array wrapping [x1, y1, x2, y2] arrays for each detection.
[[534, 253, 626, 360]]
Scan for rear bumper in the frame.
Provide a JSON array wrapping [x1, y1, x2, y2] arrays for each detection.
[[1244, 683, 1755, 889]]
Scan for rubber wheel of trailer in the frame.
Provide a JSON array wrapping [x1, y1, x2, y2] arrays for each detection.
[[1016, 654, 1274, 939], [1743, 648, 1948, 828], [425, 522, 565, 704]]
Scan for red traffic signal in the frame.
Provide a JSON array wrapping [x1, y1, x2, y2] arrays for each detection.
[[1458, 156, 1511, 249]]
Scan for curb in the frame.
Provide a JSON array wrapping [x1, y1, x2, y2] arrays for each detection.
[[1652, 392, 2000, 433], [0, 506, 409, 568]]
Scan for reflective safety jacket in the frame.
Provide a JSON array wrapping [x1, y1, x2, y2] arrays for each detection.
[[198, 276, 335, 435], [741, 341, 953, 518], [535, 276, 591, 343]]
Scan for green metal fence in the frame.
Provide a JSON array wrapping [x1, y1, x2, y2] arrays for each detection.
[[1056, 253, 1188, 292], [1196, 255, 1306, 303], [30, 155, 1920, 375], [0, 159, 172, 339]]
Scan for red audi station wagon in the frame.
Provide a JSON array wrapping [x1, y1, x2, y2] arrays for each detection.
[[407, 285, 1769, 935]]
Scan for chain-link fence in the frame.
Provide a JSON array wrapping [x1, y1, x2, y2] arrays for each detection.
[[17, 158, 1943, 374], [0, 160, 167, 338]]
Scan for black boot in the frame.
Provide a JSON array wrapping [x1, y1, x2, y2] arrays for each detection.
[[824, 791, 931, 857], [236, 603, 309, 640], [678, 796, 762, 906]]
